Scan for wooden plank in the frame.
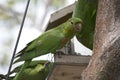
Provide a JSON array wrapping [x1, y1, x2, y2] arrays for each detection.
[[47, 64, 87, 80], [47, 55, 91, 80], [55, 54, 91, 64]]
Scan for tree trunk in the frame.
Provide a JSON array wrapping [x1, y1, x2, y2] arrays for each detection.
[[82, 0, 120, 80]]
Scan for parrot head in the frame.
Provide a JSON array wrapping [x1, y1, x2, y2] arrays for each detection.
[[70, 17, 82, 32]]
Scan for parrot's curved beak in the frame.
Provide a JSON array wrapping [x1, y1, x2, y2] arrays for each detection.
[[74, 23, 82, 32]]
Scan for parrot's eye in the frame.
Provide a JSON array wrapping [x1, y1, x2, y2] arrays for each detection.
[[70, 21, 74, 24]]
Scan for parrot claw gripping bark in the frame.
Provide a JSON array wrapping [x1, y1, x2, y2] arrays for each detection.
[[13, 17, 82, 80]]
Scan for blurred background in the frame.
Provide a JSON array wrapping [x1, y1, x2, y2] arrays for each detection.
[[0, 0, 92, 74]]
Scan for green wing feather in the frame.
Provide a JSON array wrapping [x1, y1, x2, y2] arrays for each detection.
[[15, 30, 65, 62]]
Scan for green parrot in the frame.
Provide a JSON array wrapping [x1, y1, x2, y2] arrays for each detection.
[[13, 17, 82, 80], [73, 0, 98, 50], [1, 60, 52, 80]]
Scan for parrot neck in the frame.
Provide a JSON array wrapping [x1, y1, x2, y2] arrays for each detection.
[[63, 27, 76, 40]]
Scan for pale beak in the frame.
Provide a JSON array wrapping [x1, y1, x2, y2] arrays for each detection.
[[74, 23, 82, 32]]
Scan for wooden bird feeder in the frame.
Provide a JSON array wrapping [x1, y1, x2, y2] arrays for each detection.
[[44, 2, 91, 80], [47, 54, 91, 80]]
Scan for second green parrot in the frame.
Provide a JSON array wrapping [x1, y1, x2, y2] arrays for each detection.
[[2, 60, 53, 80], [73, 0, 98, 50]]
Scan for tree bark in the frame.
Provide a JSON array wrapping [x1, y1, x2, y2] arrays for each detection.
[[82, 0, 120, 80]]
